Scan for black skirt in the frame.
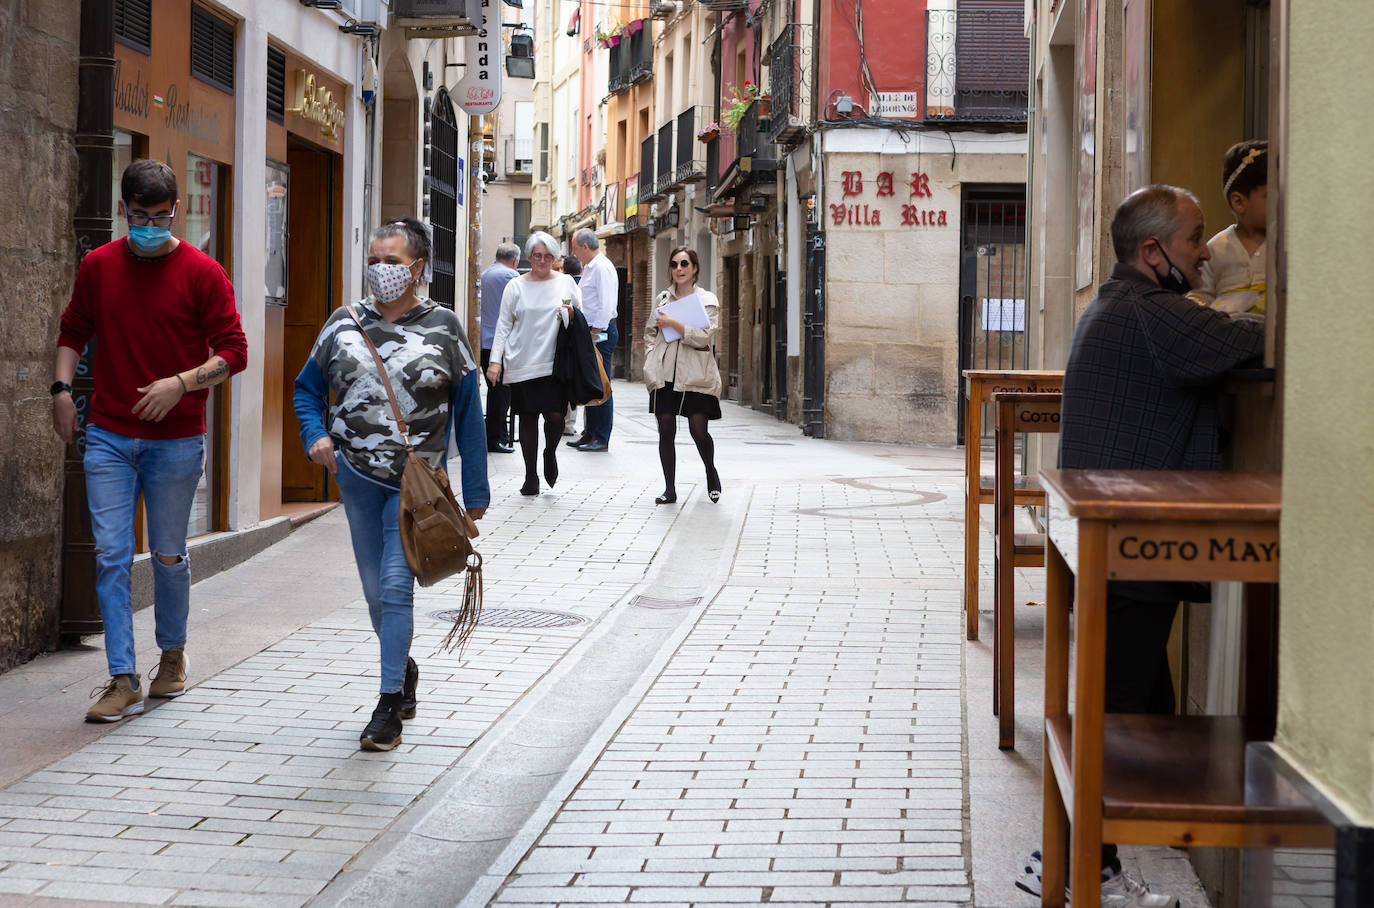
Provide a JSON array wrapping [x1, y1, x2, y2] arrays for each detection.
[[649, 381, 722, 420], [509, 375, 565, 414]]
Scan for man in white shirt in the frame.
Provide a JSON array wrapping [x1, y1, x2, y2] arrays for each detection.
[[570, 228, 620, 452]]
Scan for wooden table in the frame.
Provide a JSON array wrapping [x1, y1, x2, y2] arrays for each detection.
[[1037, 469, 1331, 907], [962, 370, 1063, 640]]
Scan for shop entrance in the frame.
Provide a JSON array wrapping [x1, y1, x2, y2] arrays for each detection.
[[281, 138, 340, 503]]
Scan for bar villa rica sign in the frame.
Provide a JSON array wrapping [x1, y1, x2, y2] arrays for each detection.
[[830, 169, 951, 229]]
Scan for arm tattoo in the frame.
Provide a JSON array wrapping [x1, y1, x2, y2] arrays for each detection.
[[195, 358, 231, 388]]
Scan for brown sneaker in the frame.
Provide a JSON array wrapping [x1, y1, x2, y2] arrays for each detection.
[[86, 675, 144, 722], [148, 649, 188, 699]]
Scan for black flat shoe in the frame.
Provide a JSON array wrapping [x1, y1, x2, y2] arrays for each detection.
[[544, 449, 559, 487], [566, 436, 590, 449], [707, 472, 722, 503], [520, 478, 539, 496], [487, 442, 514, 454], [654, 492, 677, 505]]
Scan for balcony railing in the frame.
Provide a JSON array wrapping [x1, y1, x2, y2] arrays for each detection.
[[627, 27, 652, 84], [640, 134, 661, 203], [608, 43, 628, 94], [924, 6, 1029, 123], [674, 107, 706, 184], [655, 121, 675, 195], [608, 22, 652, 95], [766, 23, 814, 147]]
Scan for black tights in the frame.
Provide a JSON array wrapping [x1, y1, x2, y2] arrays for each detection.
[[519, 410, 565, 484], [656, 412, 718, 495]]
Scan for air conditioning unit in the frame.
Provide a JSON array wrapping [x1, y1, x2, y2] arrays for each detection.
[[393, 0, 478, 38]]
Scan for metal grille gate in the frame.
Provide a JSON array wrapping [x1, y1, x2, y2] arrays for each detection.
[[957, 187, 1027, 446], [429, 90, 459, 309]]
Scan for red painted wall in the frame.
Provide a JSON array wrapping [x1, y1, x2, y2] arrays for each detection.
[[819, 0, 929, 119], [718, 3, 763, 168]]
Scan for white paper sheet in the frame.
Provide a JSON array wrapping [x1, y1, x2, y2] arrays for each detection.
[[657, 293, 711, 343]]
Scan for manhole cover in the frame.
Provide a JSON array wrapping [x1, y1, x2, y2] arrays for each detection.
[[431, 607, 587, 628], [630, 595, 703, 610]]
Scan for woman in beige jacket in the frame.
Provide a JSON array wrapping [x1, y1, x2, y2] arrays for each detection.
[[643, 246, 722, 505]]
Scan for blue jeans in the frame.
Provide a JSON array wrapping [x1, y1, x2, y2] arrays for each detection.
[[83, 423, 205, 678], [334, 454, 414, 694], [583, 321, 617, 444]]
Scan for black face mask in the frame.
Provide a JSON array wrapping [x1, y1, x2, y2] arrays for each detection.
[[1151, 240, 1192, 295]]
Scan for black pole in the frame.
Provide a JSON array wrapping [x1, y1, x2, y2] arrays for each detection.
[[60, 0, 115, 639]]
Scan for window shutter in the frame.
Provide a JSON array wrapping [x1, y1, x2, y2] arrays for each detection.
[[190, 5, 235, 95], [267, 46, 286, 124], [114, 0, 152, 54], [953, 0, 1028, 93]]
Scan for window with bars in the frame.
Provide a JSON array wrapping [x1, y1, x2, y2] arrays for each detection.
[[190, 5, 235, 95], [114, 0, 152, 54], [266, 46, 286, 124]]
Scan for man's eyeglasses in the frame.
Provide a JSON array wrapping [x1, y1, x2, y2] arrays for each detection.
[[670, 259, 693, 268], [125, 208, 176, 227]]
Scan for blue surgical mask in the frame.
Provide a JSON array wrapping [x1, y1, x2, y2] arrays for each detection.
[[127, 224, 172, 254]]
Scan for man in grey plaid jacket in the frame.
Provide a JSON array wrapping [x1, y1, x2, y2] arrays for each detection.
[[1061, 182, 1264, 713], [1018, 185, 1265, 903]]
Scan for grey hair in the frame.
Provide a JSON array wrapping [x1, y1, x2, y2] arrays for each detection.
[[1111, 184, 1200, 262], [495, 242, 521, 264], [525, 231, 562, 261], [572, 227, 600, 251]]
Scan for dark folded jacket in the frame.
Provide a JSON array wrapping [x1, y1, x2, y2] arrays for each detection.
[[553, 308, 604, 406]]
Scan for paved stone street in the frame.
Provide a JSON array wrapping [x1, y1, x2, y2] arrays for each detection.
[[0, 382, 1205, 907]]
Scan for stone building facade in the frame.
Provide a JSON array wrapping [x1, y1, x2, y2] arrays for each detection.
[[0, 0, 81, 668]]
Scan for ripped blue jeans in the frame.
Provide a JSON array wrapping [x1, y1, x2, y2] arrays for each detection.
[[83, 423, 204, 678]]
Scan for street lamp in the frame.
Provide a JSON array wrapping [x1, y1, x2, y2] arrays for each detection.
[[506, 32, 535, 78]]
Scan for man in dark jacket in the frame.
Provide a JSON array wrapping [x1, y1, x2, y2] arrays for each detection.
[[1018, 185, 1265, 904]]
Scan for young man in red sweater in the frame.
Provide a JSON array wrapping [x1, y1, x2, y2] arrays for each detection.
[[52, 159, 248, 723]]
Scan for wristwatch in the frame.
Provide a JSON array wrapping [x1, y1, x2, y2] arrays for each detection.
[[50, 381, 72, 396]]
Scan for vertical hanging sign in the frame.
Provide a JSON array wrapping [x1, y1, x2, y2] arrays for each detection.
[[457, 0, 502, 115]]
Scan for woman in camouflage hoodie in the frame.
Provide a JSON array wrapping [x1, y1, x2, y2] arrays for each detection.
[[293, 218, 490, 752]]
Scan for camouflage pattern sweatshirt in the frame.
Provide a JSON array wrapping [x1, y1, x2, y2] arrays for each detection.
[[293, 299, 489, 508]]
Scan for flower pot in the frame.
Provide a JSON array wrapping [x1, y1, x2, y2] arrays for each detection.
[[698, 128, 720, 143], [608, 34, 621, 46], [627, 18, 644, 34]]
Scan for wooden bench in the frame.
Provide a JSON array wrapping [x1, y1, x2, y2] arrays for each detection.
[[962, 370, 1064, 640], [1036, 469, 1333, 907], [991, 392, 1061, 750]]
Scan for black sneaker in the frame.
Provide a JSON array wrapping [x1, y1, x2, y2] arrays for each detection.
[[400, 657, 419, 720], [360, 692, 404, 751]]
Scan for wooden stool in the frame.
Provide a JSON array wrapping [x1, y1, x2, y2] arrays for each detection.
[[1037, 469, 1332, 908], [961, 370, 1063, 640], [991, 392, 1061, 750]]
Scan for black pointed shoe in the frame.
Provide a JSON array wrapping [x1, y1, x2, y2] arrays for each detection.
[[360, 692, 404, 751], [400, 657, 419, 720]]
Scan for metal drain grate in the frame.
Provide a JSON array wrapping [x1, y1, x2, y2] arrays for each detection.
[[431, 607, 588, 628], [630, 595, 703, 610]]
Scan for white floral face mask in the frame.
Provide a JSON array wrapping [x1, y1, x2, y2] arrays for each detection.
[[366, 260, 417, 303]]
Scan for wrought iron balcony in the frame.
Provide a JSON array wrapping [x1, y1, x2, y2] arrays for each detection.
[[627, 27, 653, 84], [715, 99, 779, 201], [766, 23, 814, 147], [924, 6, 1029, 124], [640, 134, 662, 203], [674, 107, 707, 184], [649, 0, 678, 20], [655, 121, 676, 195], [608, 43, 628, 94]]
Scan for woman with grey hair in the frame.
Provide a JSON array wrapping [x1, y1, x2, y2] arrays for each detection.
[[487, 232, 583, 496]]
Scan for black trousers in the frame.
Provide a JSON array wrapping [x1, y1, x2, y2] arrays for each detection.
[[480, 348, 511, 446]]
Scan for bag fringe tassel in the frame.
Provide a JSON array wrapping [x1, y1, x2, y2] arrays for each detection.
[[437, 553, 483, 657]]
